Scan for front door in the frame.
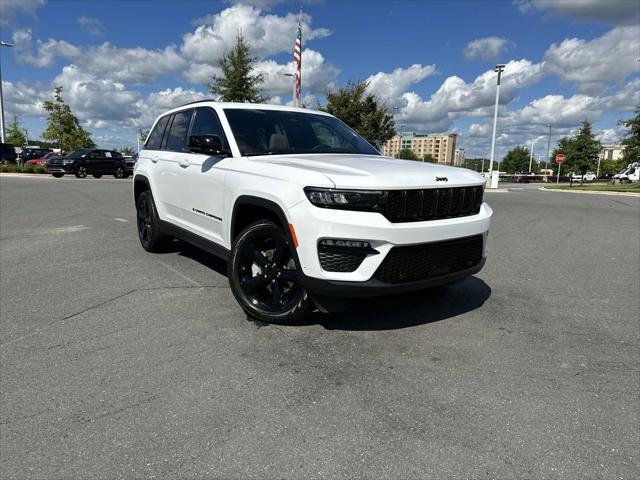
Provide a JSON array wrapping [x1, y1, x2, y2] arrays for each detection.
[[173, 107, 231, 245]]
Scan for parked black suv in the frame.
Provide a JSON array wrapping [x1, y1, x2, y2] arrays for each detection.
[[0, 143, 17, 164], [18, 147, 53, 165], [47, 148, 129, 179]]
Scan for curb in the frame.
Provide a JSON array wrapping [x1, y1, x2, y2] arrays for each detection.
[[539, 186, 640, 198]]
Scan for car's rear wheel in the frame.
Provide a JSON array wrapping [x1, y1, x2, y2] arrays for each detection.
[[136, 190, 170, 252], [229, 220, 312, 324], [92, 173, 102, 178], [75, 165, 88, 178], [114, 166, 124, 178], [51, 173, 64, 178]]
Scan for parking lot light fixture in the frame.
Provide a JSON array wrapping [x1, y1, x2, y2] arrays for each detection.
[[488, 64, 505, 188], [0, 40, 16, 144]]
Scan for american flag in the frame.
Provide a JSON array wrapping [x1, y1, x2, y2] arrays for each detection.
[[293, 17, 302, 106]]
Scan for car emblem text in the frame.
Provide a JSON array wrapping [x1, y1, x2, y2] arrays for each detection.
[[435, 176, 448, 182]]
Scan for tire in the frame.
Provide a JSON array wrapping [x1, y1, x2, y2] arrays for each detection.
[[93, 174, 102, 178], [51, 173, 64, 178], [136, 190, 171, 252], [75, 165, 88, 178], [122, 173, 130, 179], [114, 166, 125, 178], [228, 220, 312, 324]]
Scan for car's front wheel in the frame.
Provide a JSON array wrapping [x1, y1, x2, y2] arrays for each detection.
[[229, 220, 312, 324], [114, 166, 125, 178], [75, 165, 88, 178]]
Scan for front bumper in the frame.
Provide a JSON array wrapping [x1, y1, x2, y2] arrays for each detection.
[[289, 199, 492, 283], [47, 164, 74, 173]]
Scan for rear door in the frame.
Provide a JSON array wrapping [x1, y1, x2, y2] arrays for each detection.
[[86, 150, 102, 172], [154, 109, 194, 227]]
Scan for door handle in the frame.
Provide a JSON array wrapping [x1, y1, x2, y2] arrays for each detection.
[[178, 158, 190, 168]]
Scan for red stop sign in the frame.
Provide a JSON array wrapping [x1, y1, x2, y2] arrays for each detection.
[[556, 154, 566, 164]]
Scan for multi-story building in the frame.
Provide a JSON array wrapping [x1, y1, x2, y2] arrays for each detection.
[[599, 144, 625, 161], [383, 133, 457, 165], [454, 148, 465, 167]]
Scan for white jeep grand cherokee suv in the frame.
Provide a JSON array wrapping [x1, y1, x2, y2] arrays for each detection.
[[134, 101, 492, 323]]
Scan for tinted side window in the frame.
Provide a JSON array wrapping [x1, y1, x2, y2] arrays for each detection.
[[146, 115, 169, 150], [165, 110, 193, 152], [190, 108, 228, 149]]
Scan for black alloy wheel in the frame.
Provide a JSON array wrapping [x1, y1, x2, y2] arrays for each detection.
[[75, 165, 88, 178], [229, 220, 311, 324], [136, 190, 169, 252], [114, 166, 125, 178]]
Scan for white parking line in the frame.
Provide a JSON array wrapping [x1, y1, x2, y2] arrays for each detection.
[[113, 218, 128, 222]]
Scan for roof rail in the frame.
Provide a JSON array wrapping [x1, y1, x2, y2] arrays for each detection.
[[178, 98, 217, 107]]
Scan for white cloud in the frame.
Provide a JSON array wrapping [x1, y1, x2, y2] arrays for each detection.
[[12, 29, 186, 84], [544, 26, 640, 91], [395, 59, 545, 132], [0, 0, 45, 26], [255, 49, 340, 97], [1, 80, 48, 117], [516, 0, 640, 25], [53, 65, 143, 128], [464, 37, 515, 60], [77, 16, 105, 36], [365, 64, 437, 106], [181, 4, 330, 64], [134, 87, 207, 128]]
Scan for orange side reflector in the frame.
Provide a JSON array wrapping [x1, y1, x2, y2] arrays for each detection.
[[289, 223, 299, 248]]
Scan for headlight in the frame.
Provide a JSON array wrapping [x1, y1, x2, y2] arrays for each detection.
[[304, 187, 383, 211]]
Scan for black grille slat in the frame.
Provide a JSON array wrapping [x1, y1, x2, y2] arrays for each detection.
[[381, 186, 483, 223], [319, 249, 366, 272], [373, 235, 483, 284]]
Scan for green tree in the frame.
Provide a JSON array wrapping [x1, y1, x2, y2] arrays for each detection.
[[463, 158, 489, 172], [6, 114, 27, 146], [42, 86, 95, 151], [620, 107, 640, 162], [323, 80, 396, 146], [501, 146, 535, 173], [552, 120, 601, 175], [422, 153, 437, 163], [208, 33, 265, 103], [397, 149, 418, 160], [120, 146, 135, 156]]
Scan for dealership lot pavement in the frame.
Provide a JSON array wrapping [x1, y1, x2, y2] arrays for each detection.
[[1, 176, 638, 479]]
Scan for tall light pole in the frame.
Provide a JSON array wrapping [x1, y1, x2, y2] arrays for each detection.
[[282, 73, 295, 106], [488, 64, 505, 188], [528, 138, 537, 173], [545, 124, 552, 175], [0, 40, 15, 144]]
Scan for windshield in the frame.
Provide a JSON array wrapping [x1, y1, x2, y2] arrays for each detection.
[[67, 148, 93, 159], [223, 109, 380, 157]]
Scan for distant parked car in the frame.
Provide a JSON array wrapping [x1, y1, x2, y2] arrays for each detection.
[[26, 151, 62, 166], [125, 153, 138, 175], [47, 148, 128, 178], [18, 147, 53, 165], [0, 143, 17, 164], [571, 172, 596, 183]]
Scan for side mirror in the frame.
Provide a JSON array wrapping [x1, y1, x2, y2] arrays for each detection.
[[188, 134, 230, 156]]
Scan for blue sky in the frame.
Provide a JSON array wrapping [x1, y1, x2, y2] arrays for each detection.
[[1, 0, 639, 157]]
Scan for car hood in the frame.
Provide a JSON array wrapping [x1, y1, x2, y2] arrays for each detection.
[[248, 154, 485, 189]]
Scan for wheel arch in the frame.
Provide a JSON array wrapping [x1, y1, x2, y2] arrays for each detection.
[[133, 174, 151, 204], [230, 196, 291, 242]]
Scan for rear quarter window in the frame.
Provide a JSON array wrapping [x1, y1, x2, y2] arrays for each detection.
[[146, 116, 170, 150]]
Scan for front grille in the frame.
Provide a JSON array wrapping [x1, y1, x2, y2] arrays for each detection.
[[319, 248, 367, 272], [373, 235, 483, 284], [382, 186, 483, 223], [48, 158, 64, 167]]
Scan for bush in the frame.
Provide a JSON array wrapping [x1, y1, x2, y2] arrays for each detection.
[[0, 163, 49, 174]]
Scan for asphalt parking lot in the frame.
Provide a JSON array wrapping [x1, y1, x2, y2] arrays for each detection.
[[1, 175, 638, 479]]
